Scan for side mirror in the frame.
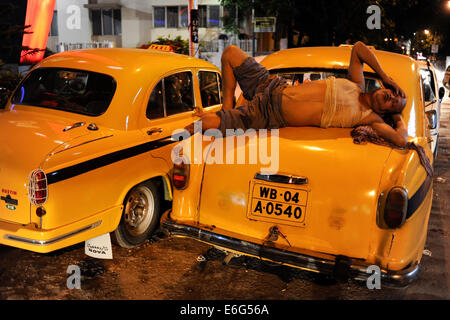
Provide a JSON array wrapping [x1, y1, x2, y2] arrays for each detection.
[[438, 87, 445, 101], [425, 109, 437, 130]]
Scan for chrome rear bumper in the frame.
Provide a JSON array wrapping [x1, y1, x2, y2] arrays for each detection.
[[162, 219, 420, 287]]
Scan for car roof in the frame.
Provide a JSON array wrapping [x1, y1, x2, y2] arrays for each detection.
[[28, 48, 220, 131], [36, 48, 219, 78], [261, 46, 415, 75]]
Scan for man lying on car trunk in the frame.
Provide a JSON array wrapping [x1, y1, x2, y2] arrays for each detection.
[[187, 41, 409, 148]]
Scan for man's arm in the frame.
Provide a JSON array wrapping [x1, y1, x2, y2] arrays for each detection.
[[348, 41, 388, 90], [370, 114, 408, 147], [348, 42, 405, 97]]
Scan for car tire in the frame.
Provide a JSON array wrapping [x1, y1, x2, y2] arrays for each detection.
[[112, 181, 160, 248]]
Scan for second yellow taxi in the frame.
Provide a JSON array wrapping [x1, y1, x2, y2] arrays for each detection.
[[0, 47, 222, 252]]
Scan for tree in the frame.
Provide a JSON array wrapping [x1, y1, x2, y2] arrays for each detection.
[[220, 0, 447, 56]]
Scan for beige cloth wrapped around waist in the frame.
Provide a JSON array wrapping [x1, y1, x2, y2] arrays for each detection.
[[321, 76, 372, 128]]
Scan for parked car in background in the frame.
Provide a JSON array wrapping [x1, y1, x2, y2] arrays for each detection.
[[0, 47, 222, 253], [418, 60, 445, 158], [443, 64, 450, 90], [163, 46, 436, 286]]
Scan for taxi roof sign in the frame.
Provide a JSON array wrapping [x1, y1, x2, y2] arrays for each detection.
[[148, 44, 175, 53]]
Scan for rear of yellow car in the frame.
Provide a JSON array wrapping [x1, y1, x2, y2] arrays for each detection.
[[0, 108, 125, 252], [162, 47, 434, 286]]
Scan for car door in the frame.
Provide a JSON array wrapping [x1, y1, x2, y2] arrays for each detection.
[[140, 69, 201, 167], [420, 67, 439, 155]]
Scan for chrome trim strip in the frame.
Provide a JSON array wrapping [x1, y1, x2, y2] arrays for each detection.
[[3, 221, 102, 246], [163, 220, 420, 287], [254, 173, 308, 185], [49, 135, 114, 156]]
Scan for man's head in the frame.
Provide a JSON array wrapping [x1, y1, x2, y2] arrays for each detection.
[[370, 88, 407, 116]]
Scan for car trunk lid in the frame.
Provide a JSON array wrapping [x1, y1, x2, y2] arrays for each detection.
[[197, 127, 392, 259], [0, 108, 100, 224]]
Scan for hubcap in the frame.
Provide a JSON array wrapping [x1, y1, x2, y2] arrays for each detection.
[[124, 186, 154, 236]]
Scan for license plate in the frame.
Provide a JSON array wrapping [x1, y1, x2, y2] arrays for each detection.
[[247, 182, 308, 226]]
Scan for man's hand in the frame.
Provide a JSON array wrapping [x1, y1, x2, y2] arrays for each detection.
[[184, 112, 221, 135], [382, 76, 406, 98]]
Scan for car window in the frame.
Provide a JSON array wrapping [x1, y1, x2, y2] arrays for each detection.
[[11, 68, 116, 116], [165, 71, 194, 116], [199, 71, 222, 107], [146, 80, 164, 119], [272, 70, 381, 92], [147, 71, 194, 119], [420, 69, 436, 102]]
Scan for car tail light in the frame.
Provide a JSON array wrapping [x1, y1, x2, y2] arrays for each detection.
[[172, 158, 189, 190], [28, 169, 48, 205], [384, 187, 408, 228]]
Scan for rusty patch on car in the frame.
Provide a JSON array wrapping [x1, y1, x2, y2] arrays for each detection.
[[328, 209, 346, 230]]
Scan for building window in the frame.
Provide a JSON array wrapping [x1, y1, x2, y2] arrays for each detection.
[[154, 7, 165, 28], [208, 6, 221, 27], [167, 6, 178, 28], [198, 5, 221, 28], [49, 10, 58, 36], [179, 6, 188, 27], [92, 9, 121, 36], [198, 6, 207, 27], [154, 6, 218, 28]]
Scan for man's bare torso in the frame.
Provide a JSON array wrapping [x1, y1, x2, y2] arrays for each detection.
[[281, 80, 327, 127]]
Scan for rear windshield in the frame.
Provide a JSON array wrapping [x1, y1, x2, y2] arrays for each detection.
[[11, 68, 116, 116], [271, 69, 382, 93]]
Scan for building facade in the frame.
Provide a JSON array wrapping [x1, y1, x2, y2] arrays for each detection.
[[47, 0, 226, 52]]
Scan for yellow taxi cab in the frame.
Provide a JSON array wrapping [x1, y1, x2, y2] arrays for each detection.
[[0, 47, 222, 253], [417, 60, 445, 158], [163, 46, 436, 286], [443, 65, 450, 90]]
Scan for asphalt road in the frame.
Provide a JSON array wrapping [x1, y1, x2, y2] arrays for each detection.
[[0, 99, 449, 301]]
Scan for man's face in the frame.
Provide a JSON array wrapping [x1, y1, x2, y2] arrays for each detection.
[[371, 88, 406, 115]]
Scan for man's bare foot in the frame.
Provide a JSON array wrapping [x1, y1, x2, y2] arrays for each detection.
[[184, 112, 221, 135]]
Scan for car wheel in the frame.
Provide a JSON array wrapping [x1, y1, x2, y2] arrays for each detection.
[[112, 181, 160, 248]]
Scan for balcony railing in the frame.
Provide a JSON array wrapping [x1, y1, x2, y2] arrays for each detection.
[[56, 41, 114, 52], [199, 39, 256, 53]]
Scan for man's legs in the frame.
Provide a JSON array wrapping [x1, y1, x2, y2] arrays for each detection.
[[185, 45, 269, 135], [221, 45, 249, 110]]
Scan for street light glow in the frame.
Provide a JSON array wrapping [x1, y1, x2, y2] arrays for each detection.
[[447, 0, 450, 9], [424, 29, 430, 35]]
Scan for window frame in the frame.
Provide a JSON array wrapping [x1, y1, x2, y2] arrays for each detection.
[[198, 5, 222, 28], [153, 6, 166, 28], [146, 70, 196, 121], [270, 68, 382, 93], [207, 5, 221, 28], [91, 8, 122, 36], [11, 67, 117, 117], [419, 68, 437, 103], [153, 6, 190, 29], [166, 6, 179, 28], [197, 70, 222, 109]]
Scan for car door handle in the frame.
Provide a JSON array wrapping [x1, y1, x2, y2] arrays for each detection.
[[147, 128, 163, 135], [63, 122, 85, 132]]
